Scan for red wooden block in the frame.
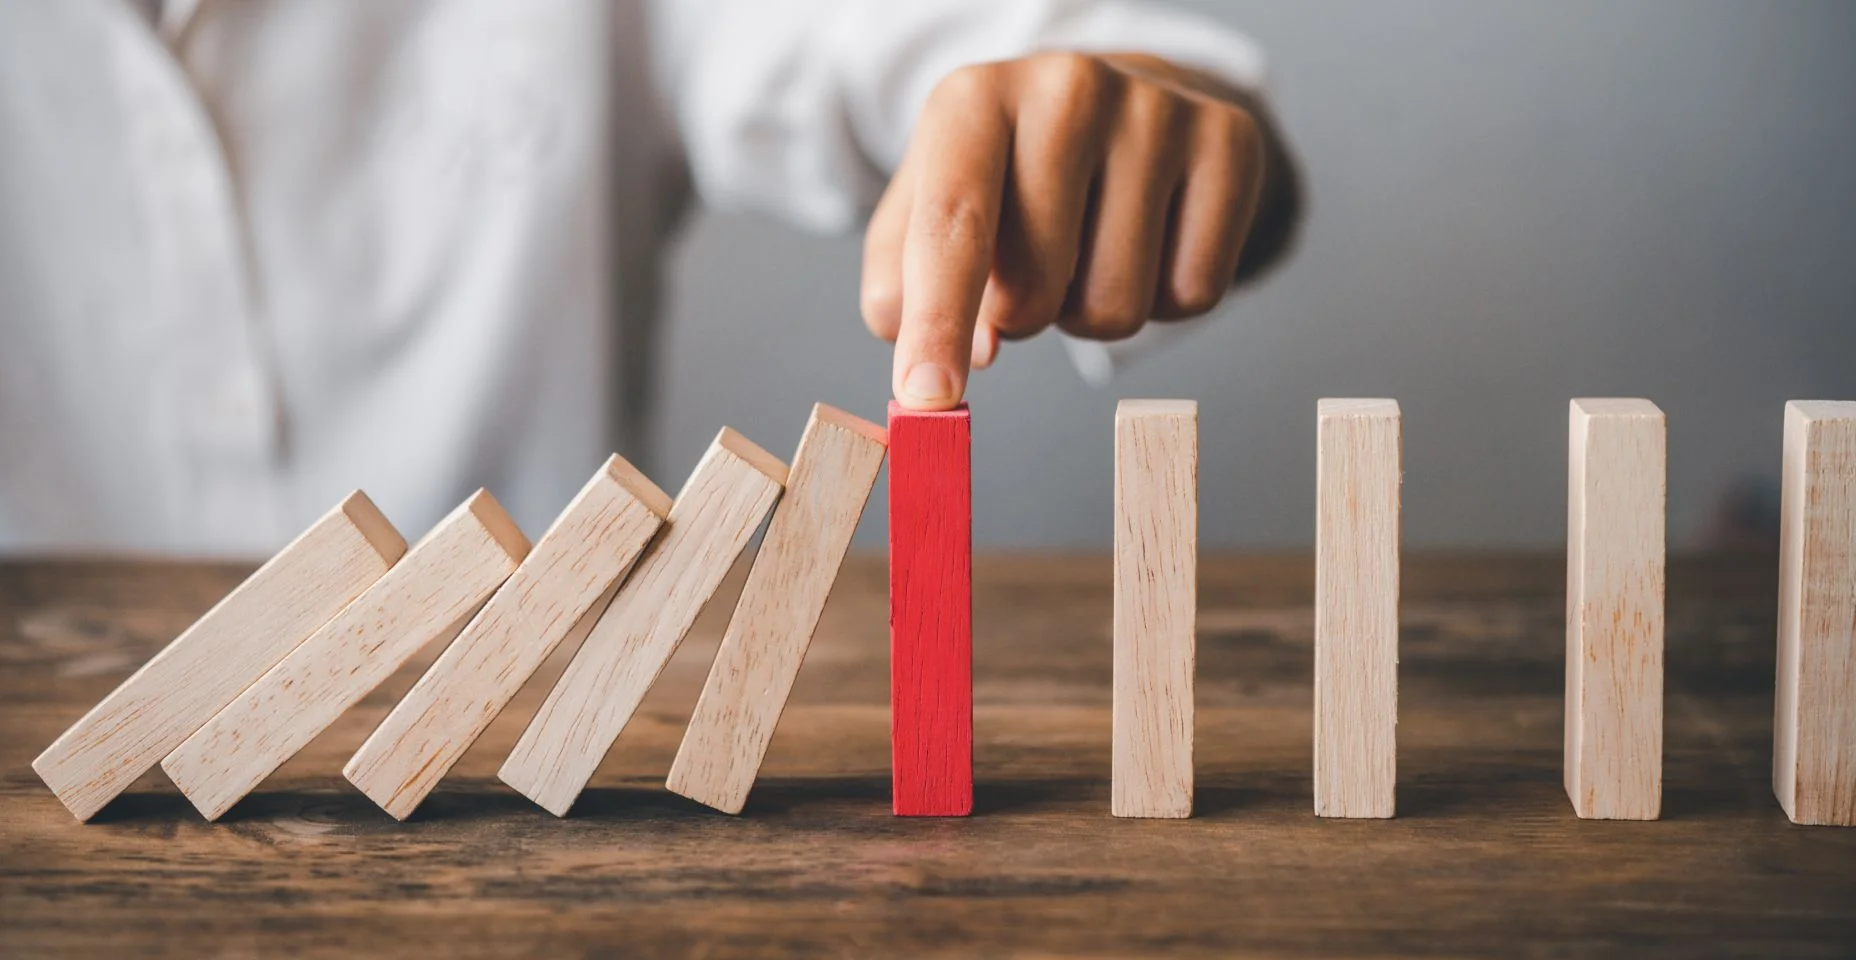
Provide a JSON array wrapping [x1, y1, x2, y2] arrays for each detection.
[[888, 400, 973, 816]]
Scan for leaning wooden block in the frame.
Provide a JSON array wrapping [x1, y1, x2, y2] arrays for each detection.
[[1774, 399, 1856, 826], [1314, 399, 1401, 819], [888, 401, 974, 817], [344, 455, 669, 820], [499, 428, 788, 816], [162, 491, 531, 821], [32, 492, 406, 821], [1565, 397, 1665, 821], [1113, 399, 1198, 819], [667, 405, 887, 814]]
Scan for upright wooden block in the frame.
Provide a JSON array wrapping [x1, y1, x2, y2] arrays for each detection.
[[1774, 400, 1856, 826], [162, 491, 531, 821], [1565, 398, 1665, 821], [499, 429, 788, 816], [1113, 399, 1198, 819], [667, 405, 887, 814], [344, 456, 669, 820], [888, 401, 973, 817], [31, 493, 404, 821], [1314, 399, 1401, 819]]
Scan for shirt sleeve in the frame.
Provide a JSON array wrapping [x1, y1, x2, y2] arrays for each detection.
[[650, 0, 1270, 233]]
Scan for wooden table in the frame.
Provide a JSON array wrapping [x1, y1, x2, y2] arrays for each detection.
[[2, 554, 1852, 957]]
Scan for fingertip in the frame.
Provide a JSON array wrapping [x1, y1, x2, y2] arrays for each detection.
[[893, 359, 965, 411], [970, 323, 999, 369]]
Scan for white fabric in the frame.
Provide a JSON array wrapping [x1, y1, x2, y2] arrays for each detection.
[[0, 0, 1266, 556]]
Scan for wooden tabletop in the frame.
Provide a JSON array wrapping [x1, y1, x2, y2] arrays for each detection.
[[2, 553, 1852, 957]]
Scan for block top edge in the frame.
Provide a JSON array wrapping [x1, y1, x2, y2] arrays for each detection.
[[463, 489, 533, 561], [1117, 398, 1198, 418], [600, 454, 673, 518], [1571, 397, 1663, 419], [716, 427, 791, 486], [1788, 399, 1856, 421], [887, 400, 970, 419], [1318, 398, 1400, 418], [812, 403, 888, 445], [338, 490, 408, 564]]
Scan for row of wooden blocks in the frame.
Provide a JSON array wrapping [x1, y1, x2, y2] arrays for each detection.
[[31, 400, 1856, 827], [1131, 397, 1855, 826]]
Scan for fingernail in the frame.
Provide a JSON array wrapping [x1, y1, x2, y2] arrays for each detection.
[[901, 362, 958, 404]]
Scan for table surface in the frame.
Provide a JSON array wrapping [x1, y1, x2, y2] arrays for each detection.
[[1, 553, 1852, 957]]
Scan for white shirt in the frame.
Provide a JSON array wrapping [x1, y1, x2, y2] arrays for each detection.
[[0, 0, 1265, 556]]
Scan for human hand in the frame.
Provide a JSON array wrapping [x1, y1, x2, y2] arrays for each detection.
[[862, 52, 1278, 410]]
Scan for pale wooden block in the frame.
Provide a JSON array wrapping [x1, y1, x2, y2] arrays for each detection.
[[1565, 397, 1665, 821], [162, 490, 531, 821], [1314, 398, 1401, 819], [500, 428, 788, 816], [1112, 399, 1198, 819], [1774, 399, 1856, 826], [32, 493, 406, 821], [666, 405, 886, 814], [343, 456, 670, 820]]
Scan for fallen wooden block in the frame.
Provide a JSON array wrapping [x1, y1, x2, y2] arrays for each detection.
[[344, 455, 669, 820], [1774, 399, 1856, 826], [1565, 397, 1665, 821], [1113, 399, 1198, 819], [888, 401, 973, 817], [499, 428, 788, 816], [1314, 398, 1401, 819], [32, 493, 406, 821], [666, 405, 887, 814], [162, 490, 531, 821]]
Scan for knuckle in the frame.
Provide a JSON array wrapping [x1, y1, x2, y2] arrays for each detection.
[[1122, 80, 1184, 137], [1075, 294, 1148, 340], [930, 62, 999, 108], [1204, 102, 1262, 160], [988, 281, 1061, 337], [1030, 51, 1111, 109], [1169, 277, 1224, 317], [916, 194, 994, 255]]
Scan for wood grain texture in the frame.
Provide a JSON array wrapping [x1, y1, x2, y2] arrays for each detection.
[[1774, 399, 1856, 826], [499, 429, 787, 816], [30, 493, 406, 821], [344, 456, 669, 820], [1315, 399, 1401, 818], [1113, 399, 1197, 819], [162, 491, 531, 821], [1565, 398, 1666, 821], [888, 401, 974, 817], [667, 405, 887, 814], [2, 555, 1855, 957]]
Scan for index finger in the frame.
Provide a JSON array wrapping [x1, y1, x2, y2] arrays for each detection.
[[893, 67, 1012, 410]]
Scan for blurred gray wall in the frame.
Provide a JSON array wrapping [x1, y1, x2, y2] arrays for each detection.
[[652, 0, 1856, 550]]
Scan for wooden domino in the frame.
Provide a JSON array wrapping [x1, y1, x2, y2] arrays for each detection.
[[1314, 399, 1401, 819], [31, 492, 405, 821], [666, 405, 887, 814], [162, 491, 530, 821], [499, 428, 787, 816], [1774, 400, 1856, 826], [887, 401, 973, 817], [344, 455, 669, 820], [1564, 398, 1665, 821], [1113, 399, 1197, 819]]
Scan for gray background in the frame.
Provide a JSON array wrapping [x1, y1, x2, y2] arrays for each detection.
[[651, 0, 1856, 550]]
